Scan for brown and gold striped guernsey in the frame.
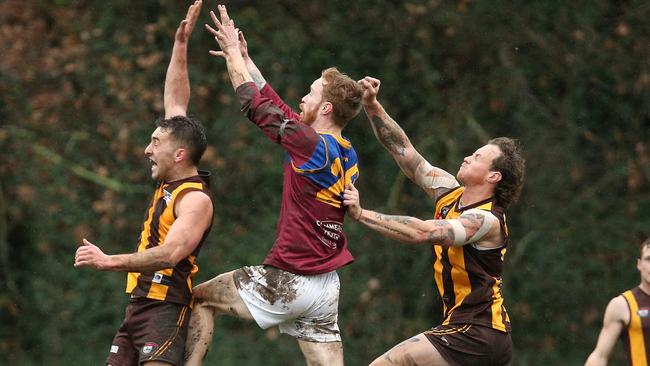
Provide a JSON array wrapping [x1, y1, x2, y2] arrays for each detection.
[[621, 287, 650, 366], [433, 187, 511, 332], [126, 171, 213, 306]]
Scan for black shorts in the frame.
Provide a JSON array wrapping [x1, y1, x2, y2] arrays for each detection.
[[424, 324, 512, 366], [107, 297, 191, 366]]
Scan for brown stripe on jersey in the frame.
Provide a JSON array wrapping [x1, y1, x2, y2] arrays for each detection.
[[136, 192, 169, 297], [622, 288, 650, 366], [450, 244, 506, 330], [126, 172, 213, 306], [440, 247, 455, 320], [147, 195, 167, 248], [432, 187, 511, 332], [435, 186, 464, 207]]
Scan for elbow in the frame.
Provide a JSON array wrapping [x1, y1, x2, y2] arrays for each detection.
[[158, 249, 182, 268], [165, 253, 183, 267]]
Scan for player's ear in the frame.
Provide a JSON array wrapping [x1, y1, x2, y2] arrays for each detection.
[[174, 148, 187, 163], [321, 101, 333, 115], [487, 171, 501, 184]]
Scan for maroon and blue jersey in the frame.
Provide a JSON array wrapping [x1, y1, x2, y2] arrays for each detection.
[[236, 82, 358, 275]]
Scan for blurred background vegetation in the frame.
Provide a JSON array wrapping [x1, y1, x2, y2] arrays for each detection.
[[1, 0, 648, 365]]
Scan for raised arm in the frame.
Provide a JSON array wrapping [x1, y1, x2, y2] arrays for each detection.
[[585, 296, 629, 366], [343, 184, 500, 248], [205, 5, 253, 90], [74, 191, 213, 272], [238, 30, 267, 90], [237, 30, 299, 120], [164, 0, 202, 119], [359, 77, 459, 201]]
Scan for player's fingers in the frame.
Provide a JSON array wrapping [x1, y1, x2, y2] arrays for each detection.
[[82, 238, 93, 246], [178, 19, 188, 34], [209, 50, 226, 58], [188, 4, 201, 27], [218, 4, 232, 24], [191, 0, 203, 15], [205, 23, 219, 36], [209, 11, 222, 30], [363, 76, 380, 89], [74, 256, 89, 267]]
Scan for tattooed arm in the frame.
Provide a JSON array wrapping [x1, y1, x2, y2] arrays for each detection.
[[358, 77, 459, 200], [356, 209, 500, 247], [344, 184, 500, 247], [205, 5, 253, 90]]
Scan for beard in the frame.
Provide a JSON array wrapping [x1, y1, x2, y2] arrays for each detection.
[[299, 105, 318, 125]]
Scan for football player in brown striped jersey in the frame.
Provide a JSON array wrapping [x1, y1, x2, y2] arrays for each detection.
[[586, 237, 650, 366], [343, 76, 525, 366], [74, 2, 214, 365]]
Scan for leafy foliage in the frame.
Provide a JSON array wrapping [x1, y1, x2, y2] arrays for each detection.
[[1, 0, 648, 365]]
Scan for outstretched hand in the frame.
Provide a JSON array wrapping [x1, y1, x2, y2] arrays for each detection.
[[175, 0, 202, 43], [74, 238, 110, 270], [343, 184, 363, 221], [205, 4, 240, 59], [238, 30, 250, 59], [358, 76, 381, 106]]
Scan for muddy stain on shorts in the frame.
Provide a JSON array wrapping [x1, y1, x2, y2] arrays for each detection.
[[234, 266, 299, 305], [294, 316, 341, 342]]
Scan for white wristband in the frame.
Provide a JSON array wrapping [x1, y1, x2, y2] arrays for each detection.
[[448, 219, 467, 246]]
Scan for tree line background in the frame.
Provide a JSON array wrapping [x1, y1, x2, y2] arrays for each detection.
[[1, 0, 648, 365]]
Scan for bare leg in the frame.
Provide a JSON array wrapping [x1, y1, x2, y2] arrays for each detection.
[[298, 340, 344, 366], [184, 271, 253, 366], [369, 334, 450, 366], [184, 302, 215, 366]]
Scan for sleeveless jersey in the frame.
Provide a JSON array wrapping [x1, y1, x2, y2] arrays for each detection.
[[433, 187, 511, 332], [621, 287, 650, 366], [126, 171, 213, 306]]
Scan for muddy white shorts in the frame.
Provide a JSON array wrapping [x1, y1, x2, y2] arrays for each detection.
[[232, 265, 341, 342]]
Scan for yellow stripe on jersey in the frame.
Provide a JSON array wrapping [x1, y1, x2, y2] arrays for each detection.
[[316, 157, 344, 207], [623, 290, 648, 366], [147, 268, 174, 301], [145, 182, 202, 300], [433, 246, 446, 315], [490, 275, 507, 331], [126, 184, 164, 293], [432, 187, 509, 331], [444, 247, 471, 323], [314, 158, 360, 208], [322, 132, 351, 149], [344, 164, 359, 187], [126, 272, 140, 293], [127, 180, 205, 301], [291, 135, 330, 174]]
